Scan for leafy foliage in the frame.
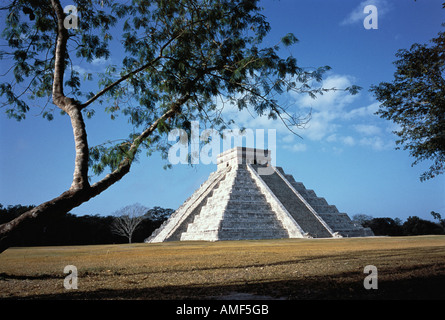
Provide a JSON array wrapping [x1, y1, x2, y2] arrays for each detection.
[[402, 216, 444, 236], [370, 28, 445, 181], [354, 214, 444, 236], [362, 217, 404, 236], [0, 0, 117, 120], [1, 0, 360, 178], [0, 203, 171, 245]]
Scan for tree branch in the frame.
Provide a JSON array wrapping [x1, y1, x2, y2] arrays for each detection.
[[50, 0, 71, 110], [80, 32, 183, 110], [79, 57, 162, 110], [88, 104, 183, 198]]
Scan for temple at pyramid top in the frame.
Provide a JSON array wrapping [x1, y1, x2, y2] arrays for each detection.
[[146, 147, 373, 242], [217, 147, 271, 169]]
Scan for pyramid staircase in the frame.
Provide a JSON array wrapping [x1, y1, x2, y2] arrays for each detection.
[[181, 165, 290, 240], [146, 147, 373, 242]]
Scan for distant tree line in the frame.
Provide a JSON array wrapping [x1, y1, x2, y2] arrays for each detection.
[[0, 204, 173, 247], [352, 212, 445, 236], [1, 203, 443, 247]]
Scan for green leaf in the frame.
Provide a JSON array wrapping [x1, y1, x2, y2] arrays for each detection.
[[281, 33, 298, 46]]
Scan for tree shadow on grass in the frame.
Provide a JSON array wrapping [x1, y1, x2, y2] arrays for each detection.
[[4, 273, 445, 300], [0, 272, 62, 281]]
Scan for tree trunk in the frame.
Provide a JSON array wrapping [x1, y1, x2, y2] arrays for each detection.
[[0, 107, 179, 254], [69, 107, 90, 190], [0, 189, 88, 253]]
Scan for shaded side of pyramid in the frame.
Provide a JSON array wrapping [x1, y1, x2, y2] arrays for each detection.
[[281, 170, 375, 237]]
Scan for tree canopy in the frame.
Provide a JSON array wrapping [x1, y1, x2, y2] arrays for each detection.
[[370, 27, 445, 181]]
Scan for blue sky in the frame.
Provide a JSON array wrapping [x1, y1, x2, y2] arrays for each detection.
[[0, 0, 444, 222]]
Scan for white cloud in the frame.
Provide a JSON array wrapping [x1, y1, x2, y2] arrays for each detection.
[[359, 136, 392, 151], [326, 134, 338, 143], [342, 136, 356, 146], [344, 102, 380, 119], [215, 73, 395, 153], [291, 74, 360, 141], [353, 124, 382, 136], [302, 111, 340, 141], [385, 121, 402, 134], [72, 65, 90, 75], [279, 133, 307, 152], [283, 143, 307, 152], [91, 57, 109, 65], [325, 134, 355, 146], [217, 95, 305, 137], [282, 134, 296, 143], [295, 74, 358, 112], [340, 0, 391, 26], [70, 57, 111, 77]]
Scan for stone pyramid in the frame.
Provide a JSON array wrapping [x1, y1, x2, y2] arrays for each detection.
[[146, 147, 373, 242]]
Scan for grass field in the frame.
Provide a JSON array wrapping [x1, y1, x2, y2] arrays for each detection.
[[1, 235, 445, 300]]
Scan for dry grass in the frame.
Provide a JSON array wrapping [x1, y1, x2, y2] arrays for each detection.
[[1, 236, 445, 300]]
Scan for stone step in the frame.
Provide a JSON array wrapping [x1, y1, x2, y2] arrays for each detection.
[[252, 165, 333, 238], [186, 219, 284, 233], [180, 230, 219, 241], [222, 213, 278, 222], [209, 193, 266, 201], [218, 228, 289, 240], [219, 187, 261, 195], [226, 200, 271, 210], [194, 209, 276, 222], [317, 213, 357, 229], [220, 221, 284, 229], [198, 202, 274, 212], [186, 223, 221, 232], [310, 204, 339, 213], [190, 210, 280, 226], [285, 180, 339, 212], [285, 178, 319, 198], [180, 229, 288, 241], [205, 197, 270, 206], [305, 197, 329, 206]]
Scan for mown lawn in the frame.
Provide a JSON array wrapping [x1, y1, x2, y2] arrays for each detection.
[[1, 235, 445, 300]]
